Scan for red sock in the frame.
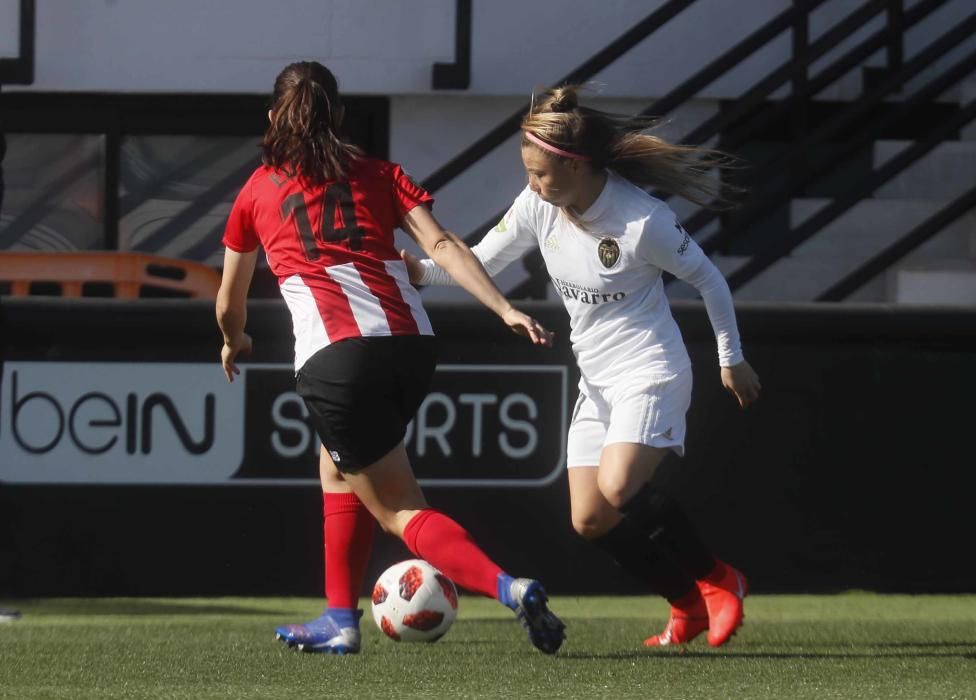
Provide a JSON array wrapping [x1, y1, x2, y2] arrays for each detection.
[[402, 509, 504, 599], [323, 491, 375, 609]]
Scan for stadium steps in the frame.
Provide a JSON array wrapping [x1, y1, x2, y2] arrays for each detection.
[[700, 133, 976, 304]]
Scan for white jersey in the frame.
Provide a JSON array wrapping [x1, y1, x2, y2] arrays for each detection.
[[419, 171, 744, 388]]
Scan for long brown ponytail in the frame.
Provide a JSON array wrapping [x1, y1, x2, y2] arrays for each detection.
[[521, 85, 739, 209], [262, 61, 362, 186]]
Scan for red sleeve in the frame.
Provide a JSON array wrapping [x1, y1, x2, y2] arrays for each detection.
[[222, 177, 260, 253], [391, 164, 434, 224]]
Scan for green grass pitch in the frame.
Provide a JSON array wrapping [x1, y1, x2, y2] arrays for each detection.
[[1, 594, 974, 699]]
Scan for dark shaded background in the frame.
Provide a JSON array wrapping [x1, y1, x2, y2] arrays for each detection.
[[1, 298, 974, 596]]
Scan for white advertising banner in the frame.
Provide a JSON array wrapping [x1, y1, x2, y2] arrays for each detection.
[[0, 362, 245, 484]]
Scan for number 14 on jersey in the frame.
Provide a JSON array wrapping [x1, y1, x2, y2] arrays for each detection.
[[280, 183, 365, 259]]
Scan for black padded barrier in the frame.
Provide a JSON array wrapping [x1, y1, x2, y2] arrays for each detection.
[[1, 297, 974, 596]]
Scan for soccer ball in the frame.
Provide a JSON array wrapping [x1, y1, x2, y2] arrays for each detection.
[[371, 559, 458, 642]]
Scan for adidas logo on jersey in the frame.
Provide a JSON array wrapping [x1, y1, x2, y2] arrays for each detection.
[[495, 207, 514, 233]]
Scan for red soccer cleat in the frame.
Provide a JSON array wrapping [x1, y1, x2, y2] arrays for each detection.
[[643, 590, 709, 647], [697, 560, 748, 647]]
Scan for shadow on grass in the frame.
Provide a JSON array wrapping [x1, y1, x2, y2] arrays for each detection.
[[559, 651, 648, 661], [559, 637, 976, 661], [11, 599, 293, 617], [559, 649, 976, 661], [675, 650, 976, 660], [874, 641, 976, 648]]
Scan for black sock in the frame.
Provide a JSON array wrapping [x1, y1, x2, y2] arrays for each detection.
[[591, 517, 696, 602], [618, 484, 716, 581]]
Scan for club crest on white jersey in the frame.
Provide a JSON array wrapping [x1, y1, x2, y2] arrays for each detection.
[[597, 237, 620, 268]]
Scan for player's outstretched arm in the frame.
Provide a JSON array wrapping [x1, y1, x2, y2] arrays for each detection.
[[216, 247, 258, 382], [402, 206, 533, 287], [401, 205, 552, 347]]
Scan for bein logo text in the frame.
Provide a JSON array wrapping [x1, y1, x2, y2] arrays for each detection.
[[0, 363, 244, 484]]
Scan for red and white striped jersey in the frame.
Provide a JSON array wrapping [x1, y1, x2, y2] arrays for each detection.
[[223, 157, 434, 370]]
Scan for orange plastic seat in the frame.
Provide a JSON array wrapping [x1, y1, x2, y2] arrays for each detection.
[[0, 252, 221, 299]]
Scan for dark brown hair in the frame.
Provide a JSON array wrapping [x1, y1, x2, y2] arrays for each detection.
[[522, 85, 739, 209], [262, 61, 362, 186]]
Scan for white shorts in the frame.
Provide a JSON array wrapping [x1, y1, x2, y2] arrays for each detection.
[[566, 370, 693, 468]]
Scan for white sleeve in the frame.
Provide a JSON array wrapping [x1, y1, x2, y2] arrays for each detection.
[[637, 205, 745, 367], [418, 189, 541, 286]]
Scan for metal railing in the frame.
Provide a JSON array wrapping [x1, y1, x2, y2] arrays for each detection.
[[426, 0, 974, 301], [726, 97, 976, 291], [818, 182, 976, 301], [420, 0, 697, 193], [684, 0, 960, 252]]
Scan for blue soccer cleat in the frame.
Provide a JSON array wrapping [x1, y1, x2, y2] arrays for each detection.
[[508, 578, 566, 654], [274, 608, 363, 655]]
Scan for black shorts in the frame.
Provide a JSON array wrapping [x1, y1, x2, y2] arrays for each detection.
[[296, 334, 437, 473]]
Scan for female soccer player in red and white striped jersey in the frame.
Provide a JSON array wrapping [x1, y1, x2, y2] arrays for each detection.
[[216, 61, 564, 655]]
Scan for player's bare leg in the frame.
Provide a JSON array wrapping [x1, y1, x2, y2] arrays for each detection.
[[569, 447, 712, 646], [343, 443, 565, 654], [337, 442, 427, 538], [594, 442, 668, 510], [568, 465, 622, 540]]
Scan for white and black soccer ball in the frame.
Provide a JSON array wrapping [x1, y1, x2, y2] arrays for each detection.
[[371, 559, 458, 642]]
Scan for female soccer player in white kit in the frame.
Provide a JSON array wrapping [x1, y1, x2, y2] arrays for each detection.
[[407, 86, 761, 648]]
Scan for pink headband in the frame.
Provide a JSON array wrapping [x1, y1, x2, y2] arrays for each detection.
[[522, 130, 590, 160]]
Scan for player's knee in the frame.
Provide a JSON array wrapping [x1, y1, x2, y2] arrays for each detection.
[[596, 472, 633, 510], [377, 520, 398, 537], [319, 470, 346, 493], [380, 508, 425, 539], [571, 511, 614, 540], [371, 511, 403, 537]]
